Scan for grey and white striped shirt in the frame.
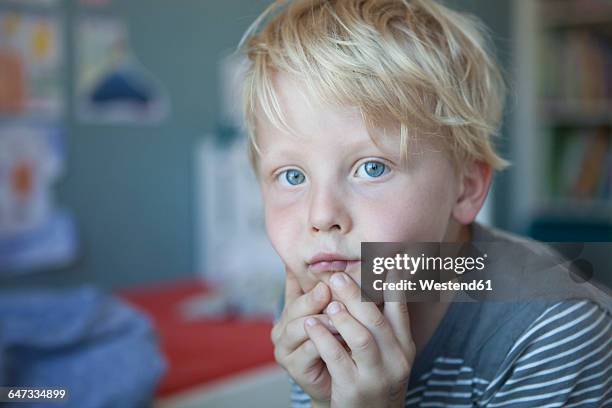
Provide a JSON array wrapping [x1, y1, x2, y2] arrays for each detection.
[[291, 299, 611, 407]]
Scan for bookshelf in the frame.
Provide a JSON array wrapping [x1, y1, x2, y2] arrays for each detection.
[[512, 0, 612, 241]]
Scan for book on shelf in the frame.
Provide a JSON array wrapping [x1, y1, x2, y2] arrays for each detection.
[[539, 28, 612, 105], [548, 127, 612, 202]]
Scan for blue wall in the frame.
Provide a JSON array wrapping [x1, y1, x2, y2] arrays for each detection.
[[2, 0, 268, 290]]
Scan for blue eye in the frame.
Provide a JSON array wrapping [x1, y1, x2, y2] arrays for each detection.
[[356, 161, 387, 178], [280, 169, 306, 186]]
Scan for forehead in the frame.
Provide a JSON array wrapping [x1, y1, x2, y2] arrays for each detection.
[[255, 72, 401, 158]]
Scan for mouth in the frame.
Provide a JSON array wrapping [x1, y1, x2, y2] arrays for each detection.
[[307, 252, 361, 273]]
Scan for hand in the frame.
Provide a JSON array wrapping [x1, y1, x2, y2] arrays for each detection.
[[304, 271, 415, 408], [271, 266, 336, 404]]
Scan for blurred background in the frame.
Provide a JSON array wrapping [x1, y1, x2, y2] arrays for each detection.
[[0, 0, 610, 407]]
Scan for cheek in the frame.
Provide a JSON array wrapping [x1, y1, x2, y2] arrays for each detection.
[[264, 200, 316, 291], [263, 199, 301, 264], [353, 177, 454, 242], [356, 201, 444, 242]]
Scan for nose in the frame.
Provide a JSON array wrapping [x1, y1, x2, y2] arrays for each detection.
[[308, 183, 352, 234]]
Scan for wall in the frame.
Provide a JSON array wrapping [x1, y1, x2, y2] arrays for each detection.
[[2, 0, 268, 290]]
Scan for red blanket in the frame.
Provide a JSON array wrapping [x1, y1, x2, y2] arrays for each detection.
[[118, 279, 275, 396]]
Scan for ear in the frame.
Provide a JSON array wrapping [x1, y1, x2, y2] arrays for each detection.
[[452, 161, 493, 225]]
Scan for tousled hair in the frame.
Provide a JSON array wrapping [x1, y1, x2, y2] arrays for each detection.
[[238, 0, 510, 176]]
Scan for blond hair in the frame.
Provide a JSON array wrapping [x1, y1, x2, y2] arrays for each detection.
[[239, 0, 509, 175]]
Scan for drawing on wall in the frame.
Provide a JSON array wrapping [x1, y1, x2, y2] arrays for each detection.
[[75, 17, 169, 125], [0, 11, 64, 119], [0, 124, 77, 274]]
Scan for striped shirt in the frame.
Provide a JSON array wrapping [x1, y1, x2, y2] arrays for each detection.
[[290, 299, 612, 407], [287, 224, 612, 407]]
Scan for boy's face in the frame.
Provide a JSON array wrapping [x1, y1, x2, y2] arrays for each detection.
[[256, 73, 462, 295]]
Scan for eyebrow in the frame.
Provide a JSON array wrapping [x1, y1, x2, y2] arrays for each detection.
[[259, 136, 400, 170], [259, 148, 301, 164]]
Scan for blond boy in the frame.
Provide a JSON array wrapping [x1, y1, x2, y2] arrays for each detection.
[[238, 0, 612, 406]]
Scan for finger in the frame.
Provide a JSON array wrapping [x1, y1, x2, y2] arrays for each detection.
[[304, 316, 355, 381], [285, 265, 304, 306], [273, 282, 331, 348], [286, 339, 330, 388], [285, 282, 330, 322], [325, 301, 381, 371], [278, 314, 338, 352], [328, 272, 406, 372], [384, 269, 415, 355], [328, 272, 394, 341]]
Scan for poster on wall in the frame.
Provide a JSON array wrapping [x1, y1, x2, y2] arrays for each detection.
[[75, 17, 169, 125], [0, 11, 64, 119], [0, 124, 77, 274]]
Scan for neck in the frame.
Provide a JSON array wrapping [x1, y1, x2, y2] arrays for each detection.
[[408, 222, 473, 356], [458, 222, 473, 242], [445, 221, 473, 242]]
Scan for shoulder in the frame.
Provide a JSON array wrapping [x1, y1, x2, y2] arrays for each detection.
[[471, 222, 566, 264], [469, 223, 612, 311], [479, 299, 612, 407]]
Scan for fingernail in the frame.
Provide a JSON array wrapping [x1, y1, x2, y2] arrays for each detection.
[[305, 317, 318, 327], [330, 273, 348, 289], [327, 301, 342, 315], [314, 283, 326, 301]]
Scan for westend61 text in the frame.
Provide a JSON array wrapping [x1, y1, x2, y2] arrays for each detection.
[[373, 279, 493, 292]]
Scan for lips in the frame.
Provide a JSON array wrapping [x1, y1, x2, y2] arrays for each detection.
[[307, 253, 361, 273]]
